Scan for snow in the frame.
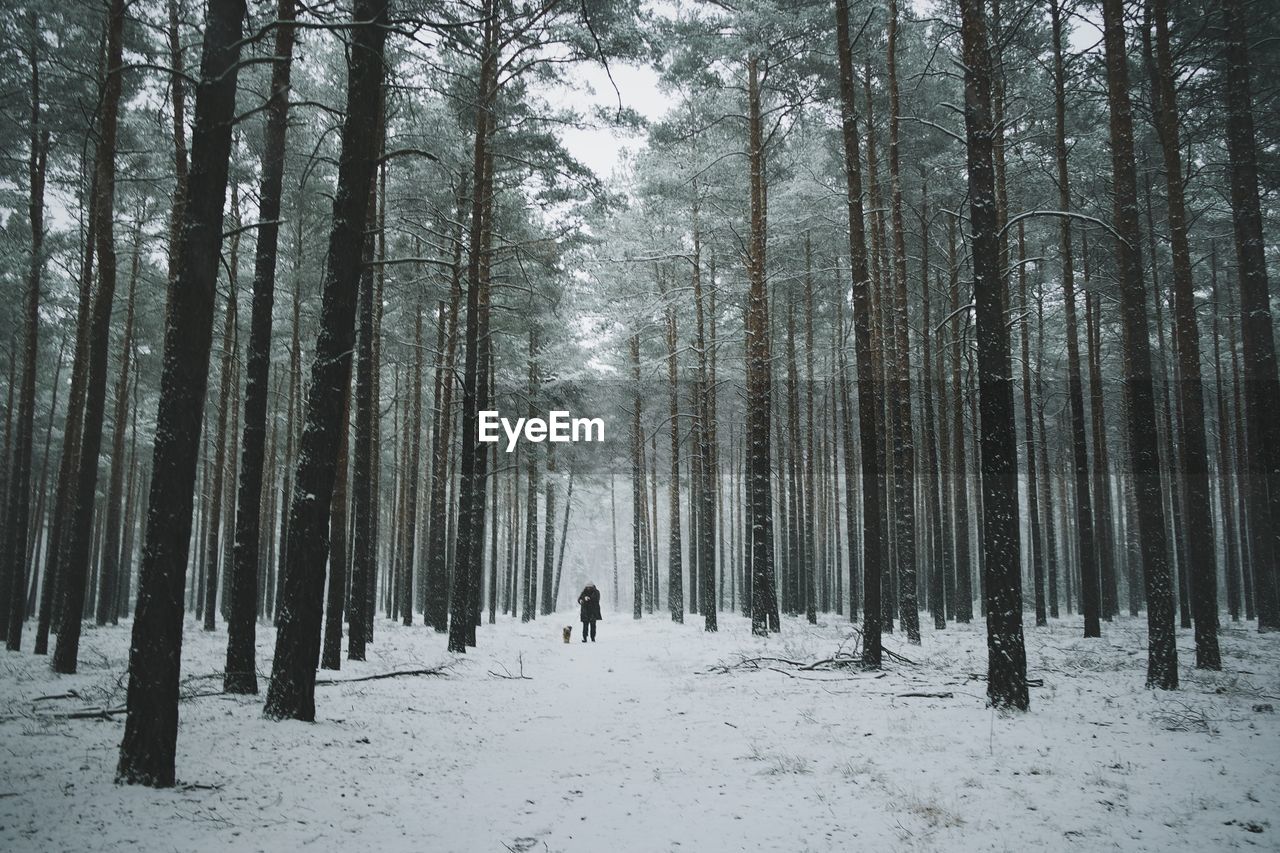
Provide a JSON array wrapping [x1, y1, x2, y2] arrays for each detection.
[[1, 613, 1277, 851]]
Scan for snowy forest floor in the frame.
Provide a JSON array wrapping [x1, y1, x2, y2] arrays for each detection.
[[1, 612, 1277, 852]]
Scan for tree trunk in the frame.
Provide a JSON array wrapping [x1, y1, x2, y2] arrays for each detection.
[[745, 55, 777, 638], [1017, 224, 1046, 627], [448, 2, 500, 652], [835, 0, 883, 662], [1219, 0, 1280, 631], [631, 333, 643, 620], [664, 287, 684, 622], [200, 261, 238, 631], [1100, 0, 1178, 687], [919, 188, 945, 631], [425, 187, 465, 632], [226, 0, 296, 692], [1079, 235, 1116, 626], [956, 0, 1029, 709], [1049, 0, 1098, 635], [321, 388, 351, 671], [885, 0, 919, 644], [53, 0, 128, 674], [262, 0, 388, 721], [95, 221, 141, 628], [3, 23, 49, 650], [117, 0, 248, 787], [949, 215, 973, 623], [1148, 0, 1220, 666], [1210, 248, 1244, 622]]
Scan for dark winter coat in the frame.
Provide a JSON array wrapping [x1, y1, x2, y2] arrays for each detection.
[[578, 586, 602, 623]]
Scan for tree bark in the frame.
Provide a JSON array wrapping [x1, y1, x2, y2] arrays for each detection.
[[117, 0, 248, 787], [3, 21, 49, 649], [1148, 0, 1220, 666], [263, 0, 388, 720], [1219, 0, 1280, 631], [956, 0, 1029, 709], [448, 0, 499, 652], [1100, 0, 1178, 687], [664, 284, 684, 622], [53, 0, 128, 674], [1048, 0, 1098, 635], [95, 220, 141, 628], [835, 0, 883, 662], [226, 0, 296, 692]]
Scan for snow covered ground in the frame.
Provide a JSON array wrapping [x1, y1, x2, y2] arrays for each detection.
[[1, 611, 1277, 852]]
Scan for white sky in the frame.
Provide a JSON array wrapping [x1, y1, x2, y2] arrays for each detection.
[[555, 61, 667, 180]]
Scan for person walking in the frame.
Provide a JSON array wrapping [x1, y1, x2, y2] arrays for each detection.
[[577, 583, 602, 642]]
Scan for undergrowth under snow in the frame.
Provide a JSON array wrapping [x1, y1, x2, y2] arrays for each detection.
[[1, 612, 1277, 851]]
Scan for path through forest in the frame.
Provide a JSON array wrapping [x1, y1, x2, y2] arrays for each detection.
[[2, 614, 1277, 851]]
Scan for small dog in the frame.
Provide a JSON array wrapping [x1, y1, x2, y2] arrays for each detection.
[[562, 626, 573, 644]]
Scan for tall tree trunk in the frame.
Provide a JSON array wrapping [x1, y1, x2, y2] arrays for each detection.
[[448, 1, 499, 652], [665, 289, 684, 622], [3, 22, 49, 649], [166, 0, 188, 281], [523, 331, 541, 623], [834, 0, 883, 662], [1148, 0, 1220, 666], [95, 221, 141, 627], [1035, 276, 1060, 620], [117, 0, 248, 787], [1100, 0, 1178, 687], [552, 465, 574, 610], [802, 237, 817, 624], [401, 307, 424, 626], [630, 333, 643, 620], [1219, 0, 1280, 631], [116, 391, 141, 621], [1017, 224, 1046, 627], [919, 188, 946, 631], [745, 55, 777, 637], [226, 0, 296, 692], [321, 389, 351, 670], [1049, 0, 1098, 635], [885, 0, 919, 644], [425, 187, 466, 632], [1210, 249, 1244, 622], [53, 0, 128, 674], [541, 446, 558, 616], [949, 215, 973, 623], [956, 0, 1029, 709], [200, 262, 238, 631], [696, 246, 717, 631], [262, 0, 388, 720]]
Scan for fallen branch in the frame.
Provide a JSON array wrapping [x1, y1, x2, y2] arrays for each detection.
[[488, 655, 531, 680], [56, 706, 126, 720], [896, 691, 954, 699], [965, 673, 1044, 687], [31, 691, 80, 703], [882, 648, 918, 666], [314, 664, 453, 686]]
